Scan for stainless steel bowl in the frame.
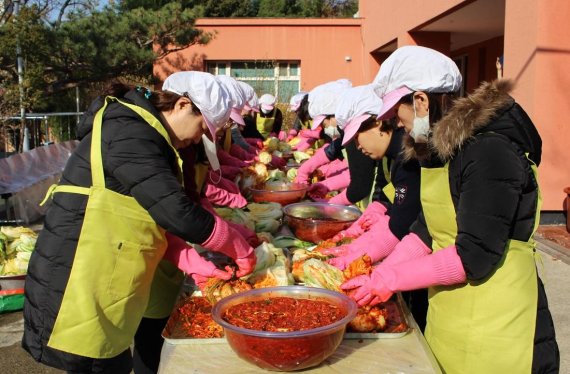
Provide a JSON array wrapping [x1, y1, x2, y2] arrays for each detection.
[[283, 202, 362, 243]]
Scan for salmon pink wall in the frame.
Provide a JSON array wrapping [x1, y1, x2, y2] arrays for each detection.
[[451, 36, 504, 93], [504, 0, 570, 210], [154, 18, 367, 92], [359, 0, 466, 78]]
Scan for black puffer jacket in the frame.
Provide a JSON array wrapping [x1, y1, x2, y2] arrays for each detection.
[[22, 90, 215, 370], [408, 80, 559, 373]]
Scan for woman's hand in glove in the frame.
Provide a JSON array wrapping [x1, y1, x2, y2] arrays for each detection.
[[331, 201, 388, 242], [201, 215, 257, 278], [307, 183, 329, 201], [325, 216, 398, 271], [293, 146, 330, 184], [163, 233, 232, 290], [203, 173, 247, 208], [341, 246, 466, 306]]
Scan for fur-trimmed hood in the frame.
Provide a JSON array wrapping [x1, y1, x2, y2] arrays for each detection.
[[403, 79, 542, 165]]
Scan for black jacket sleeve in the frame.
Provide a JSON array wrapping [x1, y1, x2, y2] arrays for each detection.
[[324, 136, 344, 161], [386, 158, 422, 239], [271, 109, 283, 134], [242, 115, 264, 139], [105, 118, 215, 244], [345, 141, 376, 204], [454, 135, 526, 281], [292, 117, 303, 132]]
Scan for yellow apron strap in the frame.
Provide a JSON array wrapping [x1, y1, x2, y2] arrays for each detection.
[[90, 98, 111, 187], [194, 163, 209, 194], [381, 157, 395, 204], [40, 184, 91, 206]]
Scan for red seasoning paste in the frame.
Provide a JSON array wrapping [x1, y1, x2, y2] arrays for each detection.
[[175, 296, 223, 338], [222, 297, 343, 331], [221, 297, 347, 371]]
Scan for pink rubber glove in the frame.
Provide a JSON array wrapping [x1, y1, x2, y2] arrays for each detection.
[[286, 129, 298, 142], [328, 190, 351, 205], [163, 233, 232, 290], [294, 146, 330, 184], [318, 168, 350, 191], [341, 245, 466, 306], [299, 128, 321, 139], [201, 215, 257, 278], [245, 138, 263, 149], [318, 159, 348, 178], [381, 233, 432, 267], [324, 218, 394, 264], [331, 202, 388, 242], [218, 149, 247, 168], [204, 173, 247, 208], [324, 216, 399, 270], [292, 137, 316, 152], [278, 131, 287, 141], [307, 168, 351, 200], [227, 220, 261, 248], [220, 165, 241, 181], [230, 143, 256, 162], [200, 198, 260, 247]]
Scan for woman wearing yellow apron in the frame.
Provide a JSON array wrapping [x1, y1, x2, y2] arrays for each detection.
[[342, 46, 559, 373], [294, 80, 352, 192], [22, 71, 257, 374], [256, 93, 283, 139], [316, 84, 425, 330]]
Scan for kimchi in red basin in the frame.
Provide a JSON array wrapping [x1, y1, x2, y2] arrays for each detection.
[[211, 286, 358, 372]]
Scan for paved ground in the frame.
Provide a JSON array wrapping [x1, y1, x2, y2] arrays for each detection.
[[1, 227, 569, 373]]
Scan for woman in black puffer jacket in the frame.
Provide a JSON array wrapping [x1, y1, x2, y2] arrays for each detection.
[[341, 46, 559, 374], [22, 72, 257, 374]]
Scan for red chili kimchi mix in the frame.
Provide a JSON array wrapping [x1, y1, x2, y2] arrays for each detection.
[[173, 296, 223, 338], [222, 297, 344, 332]]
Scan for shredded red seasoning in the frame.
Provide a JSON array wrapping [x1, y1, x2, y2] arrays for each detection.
[[177, 296, 223, 338], [222, 297, 344, 332]]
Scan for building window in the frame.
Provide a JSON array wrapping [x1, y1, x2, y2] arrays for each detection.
[[206, 60, 301, 103]]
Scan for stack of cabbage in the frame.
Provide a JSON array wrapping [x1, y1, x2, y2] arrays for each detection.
[[244, 242, 294, 288], [0, 226, 38, 276], [214, 202, 283, 234]]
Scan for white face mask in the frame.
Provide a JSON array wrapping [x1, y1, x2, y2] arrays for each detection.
[[261, 107, 272, 115], [410, 98, 430, 143], [323, 125, 341, 139], [201, 134, 220, 171]]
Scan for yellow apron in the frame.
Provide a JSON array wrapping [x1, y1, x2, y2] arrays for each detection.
[[45, 97, 183, 358], [194, 162, 210, 195], [421, 161, 539, 373], [301, 119, 313, 130], [144, 260, 184, 319], [256, 111, 275, 138]]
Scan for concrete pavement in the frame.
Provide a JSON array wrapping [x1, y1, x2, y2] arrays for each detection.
[[1, 244, 569, 374]]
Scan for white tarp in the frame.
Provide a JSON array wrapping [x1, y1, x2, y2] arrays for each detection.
[[0, 141, 78, 223]]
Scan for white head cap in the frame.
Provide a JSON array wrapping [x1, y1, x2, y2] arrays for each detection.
[[237, 81, 260, 112], [162, 71, 232, 138], [289, 92, 308, 112], [308, 79, 352, 129], [259, 94, 276, 112], [334, 84, 383, 145], [215, 75, 247, 126], [373, 46, 462, 120]]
